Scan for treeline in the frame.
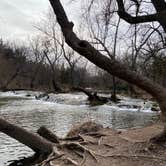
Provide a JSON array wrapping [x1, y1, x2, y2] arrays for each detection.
[[0, 36, 165, 93], [0, 40, 90, 91], [0, 40, 49, 90], [0, 39, 110, 91]]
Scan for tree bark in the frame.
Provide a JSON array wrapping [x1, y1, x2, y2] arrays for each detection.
[[0, 118, 53, 154], [37, 126, 60, 144]]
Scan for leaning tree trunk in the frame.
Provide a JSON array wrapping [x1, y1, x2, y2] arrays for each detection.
[[0, 118, 53, 154], [49, 0, 166, 137], [73, 87, 94, 99], [73, 87, 115, 104]]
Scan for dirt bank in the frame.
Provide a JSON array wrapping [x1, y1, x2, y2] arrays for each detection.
[[9, 121, 166, 166], [31, 121, 166, 166]]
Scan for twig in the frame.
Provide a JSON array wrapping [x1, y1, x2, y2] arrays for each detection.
[[103, 143, 114, 148], [61, 142, 98, 162], [40, 154, 64, 166], [39, 147, 64, 166], [64, 157, 79, 165]]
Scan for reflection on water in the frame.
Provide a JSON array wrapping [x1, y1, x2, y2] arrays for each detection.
[[0, 91, 159, 165]]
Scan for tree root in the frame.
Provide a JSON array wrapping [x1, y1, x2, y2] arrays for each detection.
[[36, 126, 109, 165], [38, 147, 64, 166], [72, 149, 84, 158], [64, 157, 79, 166], [103, 143, 114, 148], [59, 142, 166, 164], [60, 142, 99, 162], [40, 154, 79, 166]]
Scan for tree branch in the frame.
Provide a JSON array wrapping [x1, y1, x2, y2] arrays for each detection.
[[116, 0, 166, 24], [49, 0, 166, 103], [0, 118, 53, 154]]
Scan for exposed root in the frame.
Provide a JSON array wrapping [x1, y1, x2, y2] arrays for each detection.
[[72, 149, 84, 158], [103, 143, 114, 148], [80, 152, 86, 166], [40, 150, 79, 166], [63, 157, 79, 166], [40, 154, 63, 166], [38, 147, 64, 166], [60, 142, 98, 162], [36, 123, 107, 165]]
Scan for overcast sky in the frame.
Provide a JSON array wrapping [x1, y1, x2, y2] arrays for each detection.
[[0, 0, 79, 43]]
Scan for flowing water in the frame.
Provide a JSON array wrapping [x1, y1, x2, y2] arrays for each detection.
[[0, 91, 159, 165]]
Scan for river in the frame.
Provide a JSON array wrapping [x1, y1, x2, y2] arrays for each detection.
[[0, 91, 159, 165]]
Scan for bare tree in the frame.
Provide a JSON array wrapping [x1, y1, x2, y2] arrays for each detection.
[[82, 0, 121, 101], [36, 10, 84, 87], [139, 40, 166, 86], [28, 38, 46, 89], [49, 0, 166, 141], [0, 45, 27, 90], [43, 40, 62, 92]]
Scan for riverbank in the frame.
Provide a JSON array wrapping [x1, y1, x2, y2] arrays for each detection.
[[0, 91, 161, 165], [41, 122, 166, 166], [12, 121, 166, 166]]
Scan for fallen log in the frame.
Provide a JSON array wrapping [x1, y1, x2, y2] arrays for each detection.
[[37, 126, 85, 142], [0, 118, 54, 154], [73, 87, 120, 103], [37, 126, 60, 144], [35, 93, 49, 100]]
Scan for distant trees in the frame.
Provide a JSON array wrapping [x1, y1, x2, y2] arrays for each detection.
[[81, 0, 166, 95], [28, 38, 46, 89], [0, 39, 102, 91], [35, 10, 89, 88], [140, 46, 166, 86], [0, 40, 51, 90], [0, 42, 25, 90]]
